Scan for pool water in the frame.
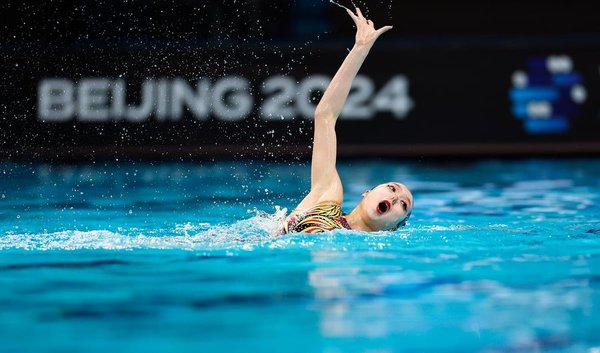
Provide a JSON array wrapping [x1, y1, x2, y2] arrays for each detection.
[[1, 159, 599, 353]]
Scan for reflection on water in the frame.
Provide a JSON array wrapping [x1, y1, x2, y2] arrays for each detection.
[[307, 238, 598, 352]]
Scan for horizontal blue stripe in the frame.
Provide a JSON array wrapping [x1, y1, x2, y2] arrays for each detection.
[[510, 87, 559, 101], [525, 117, 569, 134], [552, 73, 582, 86]]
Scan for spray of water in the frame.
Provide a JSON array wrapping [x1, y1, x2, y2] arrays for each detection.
[[0, 206, 290, 251], [329, 0, 372, 22], [329, 0, 349, 11]]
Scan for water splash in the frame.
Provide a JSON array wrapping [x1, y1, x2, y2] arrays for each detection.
[[329, 0, 371, 22], [0, 218, 534, 252], [0, 206, 289, 251], [329, 0, 349, 11]]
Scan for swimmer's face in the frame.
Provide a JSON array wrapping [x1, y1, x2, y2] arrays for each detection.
[[360, 182, 413, 231]]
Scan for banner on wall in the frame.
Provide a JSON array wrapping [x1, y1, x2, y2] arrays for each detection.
[[2, 45, 600, 159]]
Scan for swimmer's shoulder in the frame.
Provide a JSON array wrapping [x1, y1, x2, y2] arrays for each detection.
[[288, 200, 342, 218]]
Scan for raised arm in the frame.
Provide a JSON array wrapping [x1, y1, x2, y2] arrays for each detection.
[[294, 8, 392, 211]]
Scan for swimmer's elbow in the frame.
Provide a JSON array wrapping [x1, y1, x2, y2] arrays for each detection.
[[314, 105, 338, 123]]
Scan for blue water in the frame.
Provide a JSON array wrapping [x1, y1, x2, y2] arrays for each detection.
[[1, 159, 599, 353]]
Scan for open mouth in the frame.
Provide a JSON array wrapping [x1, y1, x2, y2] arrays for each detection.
[[376, 200, 391, 215]]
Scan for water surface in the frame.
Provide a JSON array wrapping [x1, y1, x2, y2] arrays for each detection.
[[1, 159, 599, 353]]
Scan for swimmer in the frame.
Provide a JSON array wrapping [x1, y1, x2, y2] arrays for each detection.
[[279, 7, 413, 235]]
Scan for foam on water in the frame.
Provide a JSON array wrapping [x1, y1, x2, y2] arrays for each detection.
[[0, 206, 289, 251], [0, 210, 535, 252]]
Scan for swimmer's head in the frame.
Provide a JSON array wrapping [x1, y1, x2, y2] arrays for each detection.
[[359, 182, 413, 231]]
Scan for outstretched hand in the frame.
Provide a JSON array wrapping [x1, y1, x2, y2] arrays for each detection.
[[346, 7, 393, 48]]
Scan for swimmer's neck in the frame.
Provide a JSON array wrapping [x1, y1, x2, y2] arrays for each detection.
[[345, 207, 375, 232]]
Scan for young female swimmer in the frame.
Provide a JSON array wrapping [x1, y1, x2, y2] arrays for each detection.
[[278, 7, 413, 235]]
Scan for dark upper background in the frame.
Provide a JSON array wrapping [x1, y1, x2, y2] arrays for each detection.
[[1, 0, 600, 159], [2, 0, 600, 48]]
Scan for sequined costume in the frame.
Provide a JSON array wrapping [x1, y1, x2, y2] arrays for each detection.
[[278, 201, 352, 235]]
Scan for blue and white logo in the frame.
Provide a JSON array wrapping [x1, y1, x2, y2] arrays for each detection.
[[510, 55, 586, 134]]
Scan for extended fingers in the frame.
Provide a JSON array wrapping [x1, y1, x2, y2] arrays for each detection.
[[347, 6, 391, 35], [375, 25, 393, 37], [345, 8, 359, 25], [356, 7, 365, 20]]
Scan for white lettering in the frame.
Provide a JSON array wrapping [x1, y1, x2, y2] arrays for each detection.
[[171, 78, 210, 121], [36, 74, 413, 123], [38, 79, 74, 122], [260, 75, 296, 120], [372, 75, 413, 119], [156, 79, 170, 121], [78, 78, 111, 121], [110, 79, 126, 120], [212, 76, 253, 121], [126, 80, 154, 122]]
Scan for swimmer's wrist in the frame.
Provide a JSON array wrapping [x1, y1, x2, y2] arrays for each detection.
[[352, 43, 372, 55]]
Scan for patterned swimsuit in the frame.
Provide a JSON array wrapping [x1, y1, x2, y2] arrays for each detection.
[[278, 201, 352, 235]]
